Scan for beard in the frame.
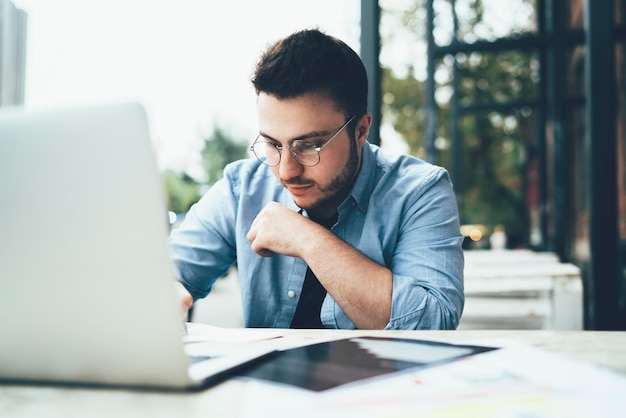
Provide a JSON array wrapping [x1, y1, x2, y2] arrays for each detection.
[[287, 137, 360, 215]]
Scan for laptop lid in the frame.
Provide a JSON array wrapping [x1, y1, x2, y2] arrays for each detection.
[[0, 103, 272, 390]]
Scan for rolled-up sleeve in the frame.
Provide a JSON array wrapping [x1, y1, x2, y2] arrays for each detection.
[[386, 170, 464, 329], [321, 148, 464, 330], [168, 177, 238, 301]]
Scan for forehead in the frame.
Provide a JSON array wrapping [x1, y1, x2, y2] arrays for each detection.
[[257, 93, 344, 140]]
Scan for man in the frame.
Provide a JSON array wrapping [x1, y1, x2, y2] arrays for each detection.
[[170, 28, 464, 330]]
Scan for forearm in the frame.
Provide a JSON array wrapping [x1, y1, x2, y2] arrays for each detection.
[[302, 226, 392, 329]]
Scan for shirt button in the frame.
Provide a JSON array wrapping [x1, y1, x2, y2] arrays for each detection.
[[287, 290, 296, 298]]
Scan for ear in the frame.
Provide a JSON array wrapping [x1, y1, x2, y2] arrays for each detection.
[[355, 113, 372, 147]]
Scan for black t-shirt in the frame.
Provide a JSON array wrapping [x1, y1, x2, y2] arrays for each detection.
[[289, 213, 338, 329]]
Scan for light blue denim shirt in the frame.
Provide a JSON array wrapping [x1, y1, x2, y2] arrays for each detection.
[[168, 143, 464, 329]]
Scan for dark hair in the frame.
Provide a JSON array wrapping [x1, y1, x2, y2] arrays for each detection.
[[251, 28, 368, 119]]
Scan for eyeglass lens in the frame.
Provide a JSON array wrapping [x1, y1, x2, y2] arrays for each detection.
[[251, 140, 320, 167]]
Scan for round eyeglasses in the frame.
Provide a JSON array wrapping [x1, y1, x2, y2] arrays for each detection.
[[249, 116, 355, 167]]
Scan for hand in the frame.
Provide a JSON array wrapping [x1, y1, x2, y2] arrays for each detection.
[[247, 202, 317, 258], [174, 282, 193, 320]]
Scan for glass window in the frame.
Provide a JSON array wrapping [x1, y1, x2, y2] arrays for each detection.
[[455, 51, 540, 106], [433, 0, 537, 46], [452, 109, 537, 248]]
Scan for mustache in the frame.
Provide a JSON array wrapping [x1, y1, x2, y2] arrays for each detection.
[[281, 177, 315, 187]]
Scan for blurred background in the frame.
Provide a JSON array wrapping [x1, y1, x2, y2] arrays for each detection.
[[1, 0, 624, 330]]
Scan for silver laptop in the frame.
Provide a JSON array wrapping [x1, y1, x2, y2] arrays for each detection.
[[0, 102, 274, 390]]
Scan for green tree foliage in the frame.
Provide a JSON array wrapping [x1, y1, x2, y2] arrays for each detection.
[[452, 50, 538, 247], [164, 126, 248, 213], [163, 169, 201, 213], [200, 126, 249, 188], [382, 65, 428, 158], [381, 0, 537, 248]]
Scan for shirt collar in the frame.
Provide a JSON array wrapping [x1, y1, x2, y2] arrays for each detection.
[[343, 142, 377, 213]]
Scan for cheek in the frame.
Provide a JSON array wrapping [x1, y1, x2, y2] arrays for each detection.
[[309, 168, 333, 185], [322, 142, 353, 174], [313, 157, 348, 184]]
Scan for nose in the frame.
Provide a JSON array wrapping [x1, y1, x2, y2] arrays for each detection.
[[278, 148, 304, 179]]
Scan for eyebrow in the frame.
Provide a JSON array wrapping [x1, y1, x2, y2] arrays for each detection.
[[259, 128, 334, 144]]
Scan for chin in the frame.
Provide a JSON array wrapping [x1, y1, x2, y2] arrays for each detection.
[[292, 198, 317, 211], [294, 195, 339, 216], [291, 192, 321, 209]]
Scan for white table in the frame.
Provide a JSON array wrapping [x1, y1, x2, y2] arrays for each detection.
[[464, 249, 560, 265], [462, 251, 583, 329], [1, 329, 624, 418]]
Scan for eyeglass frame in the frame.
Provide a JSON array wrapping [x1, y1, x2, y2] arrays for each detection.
[[249, 115, 356, 167]]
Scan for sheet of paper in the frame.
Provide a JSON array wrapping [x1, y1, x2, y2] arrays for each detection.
[[240, 340, 626, 418], [183, 323, 284, 344]]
